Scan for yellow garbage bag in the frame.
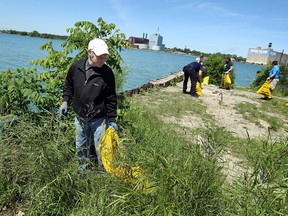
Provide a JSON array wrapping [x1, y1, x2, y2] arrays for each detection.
[[98, 126, 150, 191], [98, 126, 120, 174], [202, 76, 209, 85], [196, 81, 202, 97], [256, 79, 272, 98], [223, 73, 231, 89]]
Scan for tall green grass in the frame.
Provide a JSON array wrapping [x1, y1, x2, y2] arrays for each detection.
[[1, 89, 288, 215], [1, 109, 225, 215], [221, 135, 288, 215]]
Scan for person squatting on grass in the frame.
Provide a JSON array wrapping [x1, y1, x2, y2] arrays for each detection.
[[59, 38, 118, 172], [267, 60, 280, 98], [182, 60, 203, 97]]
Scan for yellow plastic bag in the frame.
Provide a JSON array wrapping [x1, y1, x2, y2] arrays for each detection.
[[202, 76, 209, 85], [196, 81, 202, 97], [98, 126, 120, 174], [256, 79, 272, 98], [98, 126, 150, 191], [223, 73, 231, 89]]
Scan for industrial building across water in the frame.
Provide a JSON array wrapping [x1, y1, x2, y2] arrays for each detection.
[[127, 32, 165, 51], [246, 43, 288, 66], [127, 34, 287, 66]]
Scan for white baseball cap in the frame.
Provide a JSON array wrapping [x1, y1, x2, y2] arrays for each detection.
[[88, 38, 109, 56]]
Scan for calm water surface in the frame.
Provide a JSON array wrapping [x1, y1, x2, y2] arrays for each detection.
[[0, 34, 262, 91]]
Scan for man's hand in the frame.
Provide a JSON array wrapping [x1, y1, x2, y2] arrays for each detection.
[[108, 122, 118, 131], [59, 101, 68, 116]]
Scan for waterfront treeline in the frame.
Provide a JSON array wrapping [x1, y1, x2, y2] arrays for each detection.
[[0, 29, 67, 40], [1, 29, 246, 61], [165, 47, 247, 62]]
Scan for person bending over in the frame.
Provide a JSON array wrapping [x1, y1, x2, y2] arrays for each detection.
[[182, 61, 203, 97]]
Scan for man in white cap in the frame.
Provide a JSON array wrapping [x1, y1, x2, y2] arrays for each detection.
[[59, 38, 118, 172]]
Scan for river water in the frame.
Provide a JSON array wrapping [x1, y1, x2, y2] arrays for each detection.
[[0, 33, 262, 91]]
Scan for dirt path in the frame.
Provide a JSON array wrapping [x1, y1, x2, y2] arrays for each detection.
[[138, 72, 288, 183], [155, 79, 287, 183], [161, 81, 286, 140]]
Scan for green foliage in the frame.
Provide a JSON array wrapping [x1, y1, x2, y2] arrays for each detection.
[[250, 63, 272, 89], [1, 85, 288, 215], [0, 18, 131, 116], [203, 54, 235, 86], [2, 16, 288, 216], [276, 67, 288, 96], [0, 113, 75, 214], [169, 78, 177, 86], [0, 106, 224, 215], [222, 136, 288, 215], [165, 47, 246, 61]]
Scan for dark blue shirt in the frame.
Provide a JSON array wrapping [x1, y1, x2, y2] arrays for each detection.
[[186, 61, 203, 72]]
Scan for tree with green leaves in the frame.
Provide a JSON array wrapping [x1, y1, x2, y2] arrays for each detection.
[[202, 53, 235, 86], [0, 18, 131, 117]]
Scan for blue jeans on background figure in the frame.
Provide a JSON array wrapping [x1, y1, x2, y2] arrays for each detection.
[[75, 116, 106, 171]]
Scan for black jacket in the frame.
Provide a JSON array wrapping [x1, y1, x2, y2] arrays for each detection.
[[62, 58, 117, 122]]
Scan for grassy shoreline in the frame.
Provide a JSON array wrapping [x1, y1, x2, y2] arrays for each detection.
[[1, 81, 288, 215]]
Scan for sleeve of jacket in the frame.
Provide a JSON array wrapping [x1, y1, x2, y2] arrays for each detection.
[[104, 69, 117, 123], [62, 64, 75, 103]]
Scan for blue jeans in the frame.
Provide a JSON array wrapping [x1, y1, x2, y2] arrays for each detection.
[[75, 116, 107, 171]]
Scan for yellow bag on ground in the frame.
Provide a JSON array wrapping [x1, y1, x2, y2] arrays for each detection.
[[256, 79, 272, 98], [98, 126, 150, 191], [196, 81, 202, 97], [223, 73, 231, 89], [202, 76, 209, 85]]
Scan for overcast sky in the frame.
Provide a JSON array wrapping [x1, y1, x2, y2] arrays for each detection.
[[1, 0, 287, 57]]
